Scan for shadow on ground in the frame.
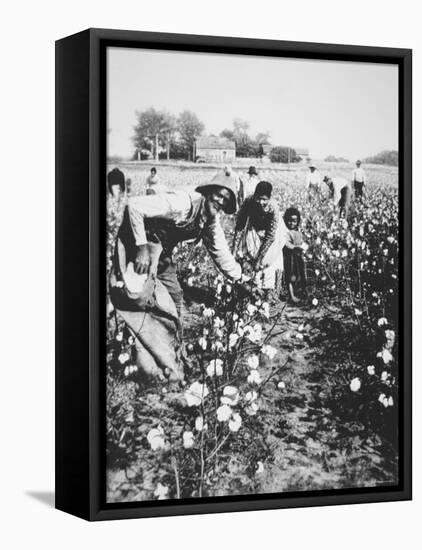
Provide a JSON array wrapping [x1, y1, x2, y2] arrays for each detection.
[[26, 491, 55, 508]]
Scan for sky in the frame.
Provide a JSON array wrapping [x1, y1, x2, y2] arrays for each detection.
[[107, 47, 398, 161]]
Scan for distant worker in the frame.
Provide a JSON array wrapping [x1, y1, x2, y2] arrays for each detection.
[[352, 160, 367, 199], [305, 164, 321, 202], [107, 167, 126, 199], [323, 176, 352, 218], [146, 167, 166, 195], [239, 166, 259, 204]]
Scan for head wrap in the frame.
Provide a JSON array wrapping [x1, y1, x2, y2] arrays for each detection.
[[107, 168, 125, 193], [254, 180, 272, 198]]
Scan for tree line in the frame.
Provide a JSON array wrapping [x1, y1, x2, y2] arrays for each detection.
[[130, 108, 301, 163]]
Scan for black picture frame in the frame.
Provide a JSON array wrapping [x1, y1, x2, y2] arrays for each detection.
[[55, 28, 412, 521]]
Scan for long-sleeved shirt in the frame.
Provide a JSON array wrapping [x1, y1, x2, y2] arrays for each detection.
[[128, 191, 241, 280], [306, 171, 322, 188], [241, 174, 260, 199], [331, 177, 352, 205], [352, 167, 367, 184], [285, 229, 303, 249], [234, 197, 279, 264]]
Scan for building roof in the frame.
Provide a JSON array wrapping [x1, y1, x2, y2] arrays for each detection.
[[196, 136, 236, 150], [295, 148, 309, 156]]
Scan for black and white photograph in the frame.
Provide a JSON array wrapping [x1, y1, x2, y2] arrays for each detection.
[[105, 45, 401, 504]]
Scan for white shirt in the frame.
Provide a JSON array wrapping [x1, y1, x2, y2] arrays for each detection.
[[331, 177, 352, 204], [128, 191, 241, 280], [352, 167, 366, 184], [306, 171, 322, 188], [242, 174, 259, 198]]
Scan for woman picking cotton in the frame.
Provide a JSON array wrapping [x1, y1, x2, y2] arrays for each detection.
[[232, 181, 286, 292]]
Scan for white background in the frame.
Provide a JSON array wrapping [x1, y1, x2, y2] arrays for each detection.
[[1, 1, 419, 548]]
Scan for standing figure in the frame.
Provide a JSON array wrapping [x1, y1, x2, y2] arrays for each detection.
[[323, 175, 352, 218], [352, 160, 366, 199], [306, 164, 322, 202], [146, 167, 166, 195], [238, 166, 259, 204], [233, 181, 286, 291], [283, 207, 307, 303]]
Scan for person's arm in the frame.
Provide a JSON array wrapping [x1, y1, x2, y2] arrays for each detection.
[[232, 200, 249, 253], [284, 231, 295, 249], [255, 209, 279, 267], [305, 173, 311, 188], [202, 217, 242, 280], [128, 192, 191, 245], [127, 192, 191, 273], [234, 199, 249, 232]]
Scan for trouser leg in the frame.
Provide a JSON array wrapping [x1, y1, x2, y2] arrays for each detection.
[[157, 258, 184, 324]]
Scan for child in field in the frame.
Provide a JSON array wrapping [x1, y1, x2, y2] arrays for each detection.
[[283, 207, 307, 303]]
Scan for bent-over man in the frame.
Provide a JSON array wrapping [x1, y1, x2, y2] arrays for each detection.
[[323, 175, 352, 218], [110, 170, 242, 382]]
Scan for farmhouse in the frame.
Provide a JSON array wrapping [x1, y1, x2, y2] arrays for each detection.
[[194, 136, 236, 163]]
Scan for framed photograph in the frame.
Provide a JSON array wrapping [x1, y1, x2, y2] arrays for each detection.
[[55, 28, 412, 521]]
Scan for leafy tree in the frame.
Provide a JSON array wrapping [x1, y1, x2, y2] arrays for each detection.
[[178, 110, 205, 160], [324, 155, 350, 163], [270, 146, 301, 163], [133, 108, 174, 161], [255, 132, 271, 145], [219, 128, 235, 141], [364, 150, 398, 166]]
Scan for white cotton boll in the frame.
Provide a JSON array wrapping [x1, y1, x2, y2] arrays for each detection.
[[245, 390, 258, 402], [183, 431, 195, 449], [154, 483, 169, 500], [198, 337, 207, 350], [228, 413, 242, 432], [220, 386, 240, 406], [247, 355, 259, 370], [367, 365, 375, 375], [229, 333, 239, 348], [377, 349, 393, 364], [256, 461, 264, 474], [261, 345, 277, 359], [195, 416, 205, 432], [247, 370, 262, 385], [184, 382, 209, 407], [206, 359, 223, 378], [350, 377, 361, 392], [217, 404, 232, 422], [147, 426, 166, 451]]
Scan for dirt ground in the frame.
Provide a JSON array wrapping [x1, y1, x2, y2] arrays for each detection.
[[107, 293, 398, 502]]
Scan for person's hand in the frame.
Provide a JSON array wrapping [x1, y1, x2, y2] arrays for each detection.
[[134, 244, 151, 274]]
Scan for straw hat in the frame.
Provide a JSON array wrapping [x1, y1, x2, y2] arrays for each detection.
[[195, 171, 239, 214]]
